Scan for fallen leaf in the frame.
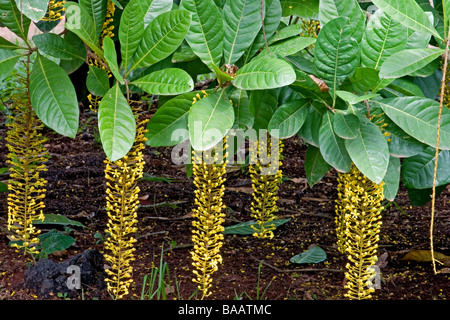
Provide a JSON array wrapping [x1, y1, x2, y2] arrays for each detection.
[[227, 186, 253, 194], [138, 194, 149, 201], [401, 250, 450, 263], [376, 252, 389, 269]]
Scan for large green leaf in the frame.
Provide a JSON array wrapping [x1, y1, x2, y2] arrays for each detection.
[[374, 97, 450, 150], [313, 17, 360, 105], [332, 112, 359, 140], [14, 0, 48, 22], [98, 83, 136, 161], [258, 37, 316, 59], [401, 147, 450, 189], [129, 10, 191, 72], [379, 48, 445, 79], [180, 0, 223, 71], [319, 111, 352, 172], [268, 99, 309, 139], [304, 145, 330, 187], [290, 246, 327, 264], [361, 9, 408, 70], [232, 56, 296, 90], [29, 54, 79, 138], [224, 218, 291, 235], [103, 37, 124, 84], [0, 49, 21, 82], [371, 0, 441, 40], [242, 0, 281, 64], [143, 0, 172, 26], [298, 104, 323, 147], [280, 0, 319, 18], [383, 156, 400, 201], [188, 89, 234, 151], [341, 67, 393, 94], [388, 132, 426, 158], [249, 89, 278, 131], [33, 214, 85, 228], [229, 87, 254, 130], [59, 31, 87, 74], [345, 114, 390, 184], [38, 229, 75, 256], [80, 0, 108, 40], [222, 0, 262, 66], [0, 0, 31, 40], [407, 184, 447, 206], [32, 33, 85, 61], [131, 68, 194, 95], [64, 2, 103, 58], [86, 65, 110, 97], [0, 36, 22, 51], [319, 0, 365, 41]]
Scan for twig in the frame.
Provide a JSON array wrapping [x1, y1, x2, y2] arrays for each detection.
[[277, 209, 334, 219], [136, 231, 168, 239], [251, 256, 344, 273], [261, 0, 269, 53]]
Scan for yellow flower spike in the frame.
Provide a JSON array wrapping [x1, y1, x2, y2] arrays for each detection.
[[335, 164, 384, 300], [189, 93, 226, 300], [99, 0, 116, 49], [103, 101, 148, 300], [300, 18, 320, 49], [40, 0, 66, 22], [249, 135, 283, 240], [6, 82, 48, 256]]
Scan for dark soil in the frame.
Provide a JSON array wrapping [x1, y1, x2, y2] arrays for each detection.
[[0, 105, 449, 301]]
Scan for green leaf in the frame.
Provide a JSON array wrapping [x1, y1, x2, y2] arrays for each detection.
[[360, 9, 408, 70], [0, 49, 21, 82], [60, 31, 87, 74], [86, 65, 110, 97], [64, 2, 103, 58], [131, 68, 194, 95], [146, 90, 213, 147], [129, 10, 191, 72], [32, 33, 85, 61], [345, 114, 389, 184], [371, 0, 442, 40], [0, 37, 21, 51], [319, 0, 365, 41], [249, 89, 278, 131], [407, 184, 447, 206], [33, 214, 85, 228], [268, 99, 310, 139], [304, 145, 330, 187], [333, 112, 359, 140], [80, 0, 108, 40], [313, 17, 360, 105], [222, 0, 262, 65], [0, 0, 31, 40], [268, 24, 302, 45], [0, 182, 8, 192], [382, 156, 400, 201], [188, 89, 234, 151], [14, 0, 48, 22], [229, 87, 254, 130], [319, 111, 352, 172], [258, 37, 316, 59], [374, 97, 450, 150], [341, 67, 392, 94], [98, 83, 136, 161], [335, 91, 379, 105], [29, 54, 79, 138], [290, 246, 327, 264], [180, 0, 223, 71], [232, 56, 296, 90], [387, 78, 425, 97], [379, 48, 444, 79], [388, 132, 426, 158], [280, 0, 319, 18], [38, 229, 75, 255], [414, 69, 442, 99], [401, 147, 450, 189], [298, 104, 323, 147], [143, 0, 172, 26], [102, 37, 124, 84], [224, 218, 291, 235]]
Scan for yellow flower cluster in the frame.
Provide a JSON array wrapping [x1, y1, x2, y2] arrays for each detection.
[[190, 92, 228, 299], [335, 164, 384, 300], [371, 112, 391, 142], [103, 101, 148, 300], [40, 0, 66, 22], [249, 135, 283, 239], [443, 62, 450, 109], [87, 93, 100, 114], [300, 18, 320, 49], [99, 0, 116, 49], [6, 87, 48, 255]]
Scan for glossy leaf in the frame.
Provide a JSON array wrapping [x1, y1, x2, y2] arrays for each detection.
[[407, 185, 447, 206], [298, 105, 323, 147], [86, 65, 110, 97], [280, 0, 319, 18], [129, 10, 191, 72], [360, 9, 408, 70], [222, 0, 262, 65], [224, 218, 291, 235], [379, 48, 444, 79], [38, 229, 75, 256], [341, 67, 393, 94], [388, 132, 426, 158], [383, 156, 400, 201], [290, 246, 327, 264], [143, 0, 172, 26], [131, 68, 194, 95], [374, 97, 450, 150], [0, 49, 21, 82], [80, 0, 108, 39], [305, 145, 330, 187], [232, 56, 296, 90], [33, 33, 85, 61], [0, 37, 21, 51], [103, 37, 124, 84], [258, 37, 316, 58], [401, 147, 450, 189], [249, 89, 278, 131], [335, 90, 379, 105], [181, 0, 223, 70], [319, 111, 352, 173], [313, 17, 360, 104], [188, 89, 234, 151], [59, 31, 87, 74], [345, 114, 389, 184], [371, 0, 441, 40], [229, 87, 254, 130], [0, 0, 31, 40], [98, 83, 136, 161], [33, 214, 85, 228], [14, 0, 48, 22], [29, 55, 79, 138], [268, 99, 310, 139], [333, 112, 359, 140]]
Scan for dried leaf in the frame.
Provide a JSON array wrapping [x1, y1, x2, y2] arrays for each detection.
[[401, 250, 450, 263]]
